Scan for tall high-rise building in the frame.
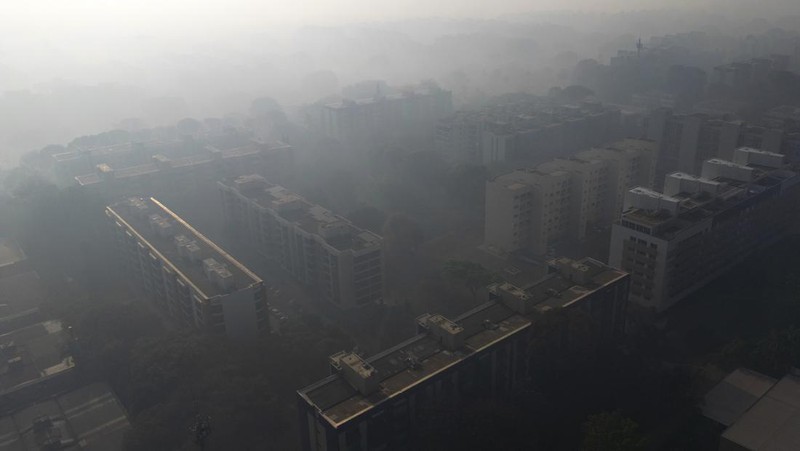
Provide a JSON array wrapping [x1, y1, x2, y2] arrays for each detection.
[[484, 139, 655, 256], [297, 257, 628, 451], [219, 175, 384, 309], [609, 148, 800, 311], [106, 197, 268, 339]]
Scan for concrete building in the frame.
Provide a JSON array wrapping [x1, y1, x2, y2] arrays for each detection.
[[484, 167, 571, 256], [484, 139, 655, 256], [1, 320, 78, 412], [646, 110, 785, 189], [0, 382, 130, 450], [703, 368, 800, 451], [490, 257, 630, 340], [76, 140, 293, 201], [480, 102, 621, 166], [609, 148, 800, 311], [297, 257, 627, 450], [0, 238, 30, 279], [219, 175, 384, 309], [434, 110, 483, 164], [309, 83, 452, 146], [0, 271, 47, 333], [106, 197, 268, 339]]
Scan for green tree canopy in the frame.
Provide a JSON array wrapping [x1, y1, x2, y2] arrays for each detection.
[[581, 411, 646, 451]]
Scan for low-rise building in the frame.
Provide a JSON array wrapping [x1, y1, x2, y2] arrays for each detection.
[[609, 148, 800, 311], [106, 197, 268, 339], [0, 382, 130, 450], [0, 238, 30, 279], [219, 175, 384, 309], [703, 368, 800, 451], [0, 320, 77, 410]]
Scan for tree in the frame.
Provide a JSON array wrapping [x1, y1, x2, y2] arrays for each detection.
[[382, 214, 424, 254], [442, 260, 497, 301], [581, 411, 646, 451]]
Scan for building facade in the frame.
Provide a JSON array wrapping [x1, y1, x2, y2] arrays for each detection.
[[308, 83, 452, 146], [484, 139, 655, 256], [609, 148, 800, 311], [297, 258, 628, 450], [219, 175, 384, 309], [106, 197, 268, 339], [76, 140, 293, 201]]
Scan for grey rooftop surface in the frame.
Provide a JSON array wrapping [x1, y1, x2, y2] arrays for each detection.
[[106, 197, 261, 298], [0, 382, 130, 451], [298, 301, 530, 428]]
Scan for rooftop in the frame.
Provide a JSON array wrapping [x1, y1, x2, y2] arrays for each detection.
[[720, 372, 800, 451], [703, 368, 778, 427], [0, 271, 46, 331], [490, 257, 628, 313], [298, 301, 530, 428], [324, 86, 448, 110], [221, 175, 382, 252], [75, 140, 292, 187], [106, 197, 261, 299], [0, 382, 130, 450], [0, 239, 26, 269], [0, 321, 74, 396], [620, 160, 798, 238]]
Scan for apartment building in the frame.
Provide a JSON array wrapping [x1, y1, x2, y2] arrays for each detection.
[[484, 139, 655, 256], [106, 197, 268, 339], [219, 175, 384, 309], [297, 257, 628, 451], [646, 110, 784, 188], [76, 140, 293, 200], [308, 83, 452, 145], [480, 102, 621, 166], [609, 148, 800, 311], [485, 167, 571, 255]]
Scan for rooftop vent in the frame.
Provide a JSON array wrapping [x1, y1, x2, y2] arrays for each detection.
[[202, 258, 234, 291], [419, 314, 465, 351], [329, 351, 379, 395], [148, 214, 174, 238]]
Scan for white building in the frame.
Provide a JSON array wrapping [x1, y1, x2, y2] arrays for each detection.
[[219, 175, 384, 309], [484, 139, 655, 256], [609, 149, 800, 311], [107, 197, 268, 339]]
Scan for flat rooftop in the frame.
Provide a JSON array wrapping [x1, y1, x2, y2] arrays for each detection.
[[0, 321, 75, 396], [221, 176, 382, 252], [106, 197, 261, 298], [0, 239, 25, 269], [0, 271, 46, 328], [533, 272, 625, 311], [298, 301, 530, 428], [495, 257, 628, 312], [620, 164, 797, 238], [721, 372, 800, 451], [703, 368, 778, 427], [0, 382, 130, 451], [75, 140, 292, 186]]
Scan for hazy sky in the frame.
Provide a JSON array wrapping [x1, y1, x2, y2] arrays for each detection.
[[0, 0, 765, 38]]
